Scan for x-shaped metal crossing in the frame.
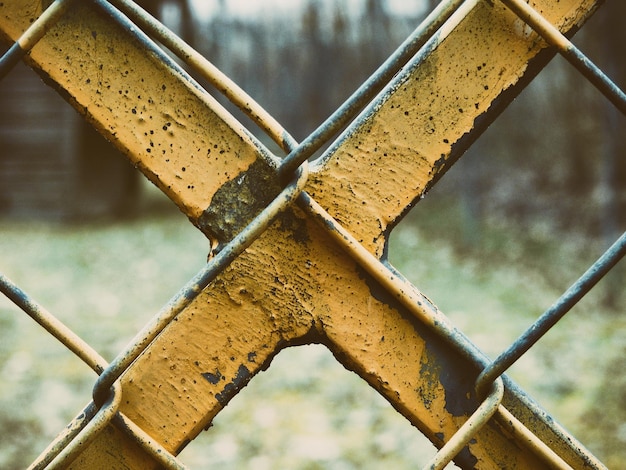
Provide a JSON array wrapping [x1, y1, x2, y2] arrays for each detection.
[[0, 0, 611, 468]]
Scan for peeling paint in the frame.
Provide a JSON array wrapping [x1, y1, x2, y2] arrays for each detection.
[[214, 364, 252, 406], [201, 370, 223, 385], [198, 158, 281, 244]]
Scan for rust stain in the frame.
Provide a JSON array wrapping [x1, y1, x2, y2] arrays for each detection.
[[198, 158, 282, 245]]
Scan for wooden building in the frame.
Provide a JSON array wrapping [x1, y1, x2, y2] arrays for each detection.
[[0, 60, 138, 221]]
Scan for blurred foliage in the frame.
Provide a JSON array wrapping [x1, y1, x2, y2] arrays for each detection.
[[0, 205, 623, 467]]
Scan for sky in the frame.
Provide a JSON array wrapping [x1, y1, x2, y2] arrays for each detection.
[[189, 0, 428, 21]]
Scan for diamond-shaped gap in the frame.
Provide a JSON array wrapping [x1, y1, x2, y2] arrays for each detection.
[[180, 343, 459, 469], [388, 3, 626, 465]]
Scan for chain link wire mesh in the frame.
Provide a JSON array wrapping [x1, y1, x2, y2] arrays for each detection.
[[0, 0, 624, 468]]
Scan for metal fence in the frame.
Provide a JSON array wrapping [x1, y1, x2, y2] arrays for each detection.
[[0, 0, 624, 468]]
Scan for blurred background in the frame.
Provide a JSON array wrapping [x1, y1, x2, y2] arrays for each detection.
[[0, 0, 624, 468]]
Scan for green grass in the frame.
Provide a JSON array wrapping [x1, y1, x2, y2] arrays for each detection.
[[0, 192, 623, 468], [390, 190, 626, 467]]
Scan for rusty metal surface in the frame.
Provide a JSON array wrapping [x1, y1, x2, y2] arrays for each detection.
[[0, 0, 610, 468]]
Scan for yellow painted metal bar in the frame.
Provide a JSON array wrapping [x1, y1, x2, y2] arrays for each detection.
[[0, 0, 606, 468]]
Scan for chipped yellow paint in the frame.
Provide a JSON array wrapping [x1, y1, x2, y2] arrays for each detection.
[[0, 0, 605, 468]]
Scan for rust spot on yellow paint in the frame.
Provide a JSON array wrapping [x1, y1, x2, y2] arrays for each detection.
[[198, 158, 281, 245]]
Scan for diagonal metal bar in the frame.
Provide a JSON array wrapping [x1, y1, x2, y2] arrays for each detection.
[[0, 0, 610, 468], [97, 0, 296, 153], [91, 162, 309, 407], [277, 0, 467, 179], [303, 0, 604, 256]]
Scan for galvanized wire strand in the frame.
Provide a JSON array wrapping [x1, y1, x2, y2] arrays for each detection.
[[476, 230, 626, 398], [499, 0, 626, 115], [422, 378, 504, 470], [92, 0, 296, 153], [92, 162, 310, 407], [0, 272, 107, 374], [0, 274, 189, 469], [495, 406, 575, 470], [29, 402, 98, 470], [44, 381, 122, 470], [277, 0, 469, 180], [30, 402, 190, 470], [0, 0, 74, 80]]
